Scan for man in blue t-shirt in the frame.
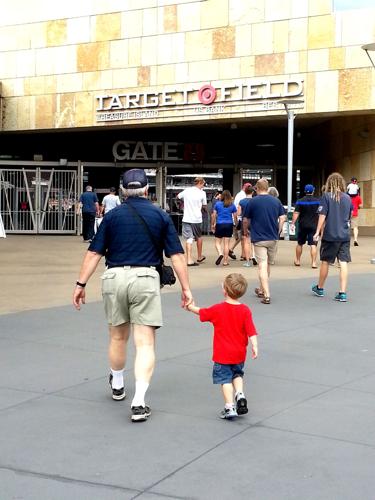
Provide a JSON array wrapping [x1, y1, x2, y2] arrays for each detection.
[[242, 178, 286, 304], [73, 169, 193, 423], [312, 172, 352, 302], [78, 185, 99, 242]]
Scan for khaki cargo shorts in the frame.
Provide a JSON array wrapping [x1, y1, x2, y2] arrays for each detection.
[[101, 266, 162, 327], [350, 217, 359, 229], [253, 240, 278, 265]]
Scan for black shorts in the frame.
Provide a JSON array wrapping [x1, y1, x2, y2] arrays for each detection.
[[214, 223, 234, 238], [297, 227, 317, 246], [320, 240, 351, 264]]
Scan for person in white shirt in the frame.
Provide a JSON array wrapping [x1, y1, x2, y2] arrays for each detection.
[[177, 177, 207, 266], [101, 187, 121, 215]]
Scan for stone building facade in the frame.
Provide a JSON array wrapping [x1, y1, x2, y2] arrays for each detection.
[[1, 0, 375, 231]]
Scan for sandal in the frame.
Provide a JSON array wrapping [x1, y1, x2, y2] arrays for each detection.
[[215, 255, 224, 266], [228, 250, 237, 260], [261, 297, 271, 304], [254, 288, 264, 298]]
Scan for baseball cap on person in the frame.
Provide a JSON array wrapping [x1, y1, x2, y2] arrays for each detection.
[[243, 182, 252, 189], [123, 169, 148, 189], [351, 177, 357, 182], [304, 184, 315, 194]]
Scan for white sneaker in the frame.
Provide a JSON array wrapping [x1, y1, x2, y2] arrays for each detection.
[[220, 407, 237, 419]]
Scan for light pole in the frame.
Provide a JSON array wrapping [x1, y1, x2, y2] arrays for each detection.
[[361, 43, 375, 263], [278, 99, 303, 240]]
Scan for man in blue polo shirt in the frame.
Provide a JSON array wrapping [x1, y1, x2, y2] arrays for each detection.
[[78, 185, 99, 242], [242, 178, 286, 304], [73, 169, 192, 422]]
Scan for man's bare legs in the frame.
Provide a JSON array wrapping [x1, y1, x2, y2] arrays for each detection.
[[338, 261, 348, 293], [108, 323, 130, 370], [196, 237, 204, 261], [310, 244, 318, 268], [258, 259, 271, 298], [132, 324, 156, 409], [294, 244, 303, 266], [318, 261, 329, 289]]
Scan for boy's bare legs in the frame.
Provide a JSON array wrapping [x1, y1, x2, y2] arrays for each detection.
[[338, 261, 348, 293], [221, 383, 234, 405], [318, 261, 329, 288], [233, 376, 244, 395], [233, 376, 248, 414]]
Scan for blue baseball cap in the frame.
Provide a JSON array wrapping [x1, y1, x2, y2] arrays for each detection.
[[304, 184, 315, 194], [123, 169, 148, 189]]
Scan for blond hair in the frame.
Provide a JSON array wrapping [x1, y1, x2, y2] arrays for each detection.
[[194, 177, 205, 185], [324, 172, 346, 202], [256, 178, 269, 192], [223, 273, 248, 300]]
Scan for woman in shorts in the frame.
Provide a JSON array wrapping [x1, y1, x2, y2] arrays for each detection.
[[211, 190, 237, 266]]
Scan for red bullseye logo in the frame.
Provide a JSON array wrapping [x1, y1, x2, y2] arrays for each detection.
[[198, 84, 217, 105]]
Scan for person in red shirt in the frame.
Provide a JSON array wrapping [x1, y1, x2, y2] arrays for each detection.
[[186, 273, 258, 419], [350, 193, 362, 246]]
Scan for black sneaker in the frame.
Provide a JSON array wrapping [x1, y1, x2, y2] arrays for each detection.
[[236, 397, 248, 415], [131, 405, 151, 422], [108, 374, 126, 401], [252, 258, 258, 266]]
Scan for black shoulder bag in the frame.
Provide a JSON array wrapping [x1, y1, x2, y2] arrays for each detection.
[[125, 201, 176, 288]]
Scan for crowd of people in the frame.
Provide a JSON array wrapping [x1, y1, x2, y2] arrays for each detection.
[[73, 169, 360, 423]]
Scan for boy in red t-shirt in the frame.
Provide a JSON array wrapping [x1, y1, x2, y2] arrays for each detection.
[[186, 273, 258, 419]]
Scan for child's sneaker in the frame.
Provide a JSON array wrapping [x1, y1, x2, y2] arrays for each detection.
[[131, 405, 151, 422], [334, 292, 347, 302], [236, 397, 248, 415], [220, 407, 237, 420], [108, 374, 126, 401], [312, 284, 324, 297], [242, 261, 252, 267]]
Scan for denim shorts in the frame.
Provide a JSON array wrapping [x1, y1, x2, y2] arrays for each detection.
[[212, 362, 245, 384]]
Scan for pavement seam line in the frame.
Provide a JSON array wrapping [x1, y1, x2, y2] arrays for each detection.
[[0, 464, 141, 494]]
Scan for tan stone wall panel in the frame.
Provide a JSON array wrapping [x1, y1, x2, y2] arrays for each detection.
[[138, 66, 151, 86], [185, 30, 212, 62], [284, 52, 299, 74], [141, 36, 158, 66], [112, 68, 138, 89], [46, 19, 67, 47], [219, 58, 241, 80], [175, 62, 189, 83], [16, 50, 36, 78], [17, 95, 31, 130], [164, 5, 177, 32], [308, 0, 332, 16], [188, 60, 219, 81], [273, 20, 289, 53], [360, 151, 372, 181], [55, 94, 75, 128], [143, 8, 158, 36], [157, 33, 185, 65], [288, 18, 308, 52], [339, 68, 372, 111], [75, 92, 94, 127], [305, 73, 315, 113], [265, 0, 290, 22], [363, 179, 372, 208], [77, 42, 110, 72], [299, 51, 307, 72], [2, 98, 18, 130], [340, 8, 375, 46], [239, 56, 255, 78], [235, 25, 252, 57], [254, 53, 285, 76], [252, 22, 273, 55], [329, 47, 345, 70], [94, 13, 121, 42], [56, 74, 83, 94], [314, 71, 339, 112], [156, 64, 176, 84], [177, 3, 201, 31], [291, 0, 308, 18], [129, 39, 142, 67], [308, 15, 335, 49], [213, 27, 235, 59], [67, 17, 91, 45], [229, 0, 265, 24], [35, 95, 55, 129], [201, 0, 229, 30], [122, 10, 143, 38], [307, 48, 329, 72], [110, 40, 129, 69]]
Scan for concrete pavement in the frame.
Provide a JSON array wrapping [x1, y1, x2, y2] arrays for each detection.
[[0, 235, 375, 499]]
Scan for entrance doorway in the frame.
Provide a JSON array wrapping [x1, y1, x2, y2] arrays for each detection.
[[0, 166, 78, 234]]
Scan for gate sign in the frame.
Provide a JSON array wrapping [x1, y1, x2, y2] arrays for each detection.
[[96, 78, 304, 122]]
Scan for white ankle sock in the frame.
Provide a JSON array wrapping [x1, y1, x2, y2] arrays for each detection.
[[235, 391, 245, 400], [225, 403, 235, 410], [110, 368, 124, 389], [131, 380, 149, 407]]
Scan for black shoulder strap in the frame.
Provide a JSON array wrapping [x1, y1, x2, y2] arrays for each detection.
[[125, 201, 163, 259]]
